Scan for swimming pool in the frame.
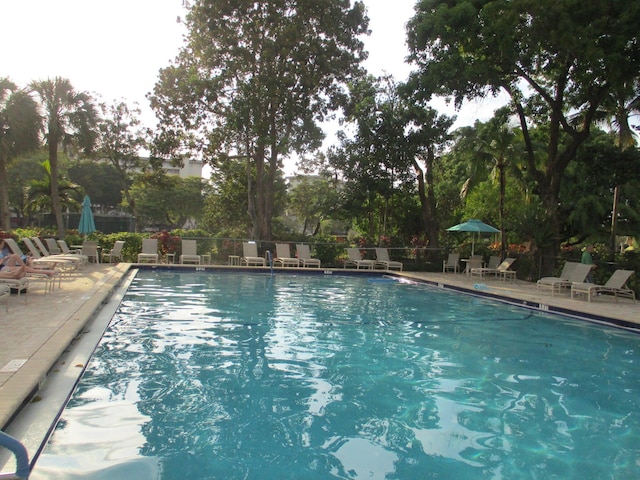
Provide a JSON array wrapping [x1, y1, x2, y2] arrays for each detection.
[[33, 270, 640, 479]]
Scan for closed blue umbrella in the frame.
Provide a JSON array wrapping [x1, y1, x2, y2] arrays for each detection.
[[78, 195, 96, 237], [447, 219, 500, 255]]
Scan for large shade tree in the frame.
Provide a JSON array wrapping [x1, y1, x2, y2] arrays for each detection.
[[150, 0, 369, 240], [406, 0, 640, 274], [330, 75, 453, 246], [31, 77, 98, 238], [0, 78, 41, 231], [129, 172, 212, 230], [97, 101, 148, 231]]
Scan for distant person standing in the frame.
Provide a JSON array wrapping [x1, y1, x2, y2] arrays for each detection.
[[581, 244, 595, 282]]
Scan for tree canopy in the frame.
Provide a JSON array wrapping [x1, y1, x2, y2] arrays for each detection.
[[150, 0, 369, 240], [406, 0, 640, 272], [0, 78, 41, 230]]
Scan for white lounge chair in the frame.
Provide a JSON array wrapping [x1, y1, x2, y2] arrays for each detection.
[[47, 238, 88, 265], [296, 244, 321, 268], [536, 261, 577, 294], [30, 237, 83, 267], [0, 277, 29, 304], [375, 248, 403, 271], [345, 248, 376, 269], [0, 284, 9, 311], [537, 262, 591, 296], [81, 241, 100, 264], [22, 237, 79, 274], [496, 258, 518, 282], [57, 239, 82, 255], [471, 256, 514, 279], [571, 269, 636, 303], [138, 238, 159, 263], [5, 238, 57, 269], [443, 253, 460, 273], [102, 240, 125, 263], [274, 243, 299, 267], [464, 256, 484, 275], [179, 239, 201, 264], [241, 242, 266, 266], [4, 238, 63, 290], [470, 256, 501, 277]]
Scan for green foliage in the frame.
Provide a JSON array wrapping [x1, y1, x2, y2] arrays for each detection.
[[329, 75, 453, 246], [309, 234, 344, 267], [406, 0, 640, 274], [30, 77, 99, 238], [129, 172, 210, 230], [614, 250, 640, 297], [150, 0, 368, 239], [171, 228, 216, 256], [99, 232, 144, 263], [6, 152, 47, 224], [560, 132, 640, 241], [0, 78, 42, 230], [67, 162, 123, 209], [286, 175, 343, 236], [201, 160, 250, 236], [24, 161, 84, 216]]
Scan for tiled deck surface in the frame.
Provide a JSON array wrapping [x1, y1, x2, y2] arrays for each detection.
[[0, 264, 638, 475]]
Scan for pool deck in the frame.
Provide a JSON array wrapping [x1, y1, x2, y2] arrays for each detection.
[[0, 263, 638, 473]]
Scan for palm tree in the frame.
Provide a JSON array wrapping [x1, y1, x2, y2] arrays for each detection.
[[596, 82, 640, 251], [30, 77, 98, 238], [0, 78, 41, 231], [24, 160, 83, 220], [458, 115, 518, 259]]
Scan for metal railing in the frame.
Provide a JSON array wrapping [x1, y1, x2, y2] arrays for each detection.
[[0, 431, 29, 479]]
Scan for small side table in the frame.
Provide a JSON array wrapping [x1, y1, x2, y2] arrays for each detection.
[[201, 254, 211, 265], [165, 253, 176, 264], [228, 255, 240, 266]]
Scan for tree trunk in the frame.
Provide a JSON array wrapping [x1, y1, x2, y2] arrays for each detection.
[[413, 151, 439, 247], [0, 156, 11, 231], [122, 188, 139, 233], [247, 151, 258, 239], [498, 161, 506, 259], [610, 185, 620, 253], [49, 141, 65, 238]]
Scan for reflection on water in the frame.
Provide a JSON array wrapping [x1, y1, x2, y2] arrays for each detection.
[[34, 271, 640, 479]]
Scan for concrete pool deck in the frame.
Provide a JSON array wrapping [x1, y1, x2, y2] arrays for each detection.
[[0, 263, 638, 474]]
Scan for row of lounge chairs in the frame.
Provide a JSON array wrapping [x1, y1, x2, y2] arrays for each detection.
[[137, 238, 210, 265], [442, 253, 517, 281], [537, 261, 635, 302], [239, 243, 403, 271], [344, 247, 403, 271], [442, 253, 635, 303], [0, 237, 87, 309], [242, 242, 323, 268], [0, 236, 129, 311]]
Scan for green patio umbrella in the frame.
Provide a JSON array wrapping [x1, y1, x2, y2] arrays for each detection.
[[78, 195, 96, 237], [446, 219, 500, 256]]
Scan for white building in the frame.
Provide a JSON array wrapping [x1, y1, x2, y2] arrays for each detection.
[[161, 158, 204, 178]]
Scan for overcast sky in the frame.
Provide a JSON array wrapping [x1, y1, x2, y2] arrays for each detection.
[[2, 0, 502, 173]]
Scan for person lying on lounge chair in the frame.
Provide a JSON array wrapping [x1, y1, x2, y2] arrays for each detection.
[[0, 257, 26, 278], [0, 254, 57, 278]]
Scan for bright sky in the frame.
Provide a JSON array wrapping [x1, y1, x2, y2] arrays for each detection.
[[1, 0, 501, 173]]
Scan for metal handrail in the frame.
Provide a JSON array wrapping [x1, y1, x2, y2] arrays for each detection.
[[0, 431, 29, 479]]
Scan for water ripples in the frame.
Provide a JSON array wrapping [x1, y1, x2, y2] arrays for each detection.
[[35, 271, 640, 480]]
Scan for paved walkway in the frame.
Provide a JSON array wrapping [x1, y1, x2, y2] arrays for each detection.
[[0, 264, 637, 475], [0, 263, 128, 430]]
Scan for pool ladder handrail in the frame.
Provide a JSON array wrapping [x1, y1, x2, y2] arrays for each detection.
[[265, 250, 274, 276], [0, 430, 29, 479]]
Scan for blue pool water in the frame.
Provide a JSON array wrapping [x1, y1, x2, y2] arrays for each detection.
[[34, 270, 640, 479]]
